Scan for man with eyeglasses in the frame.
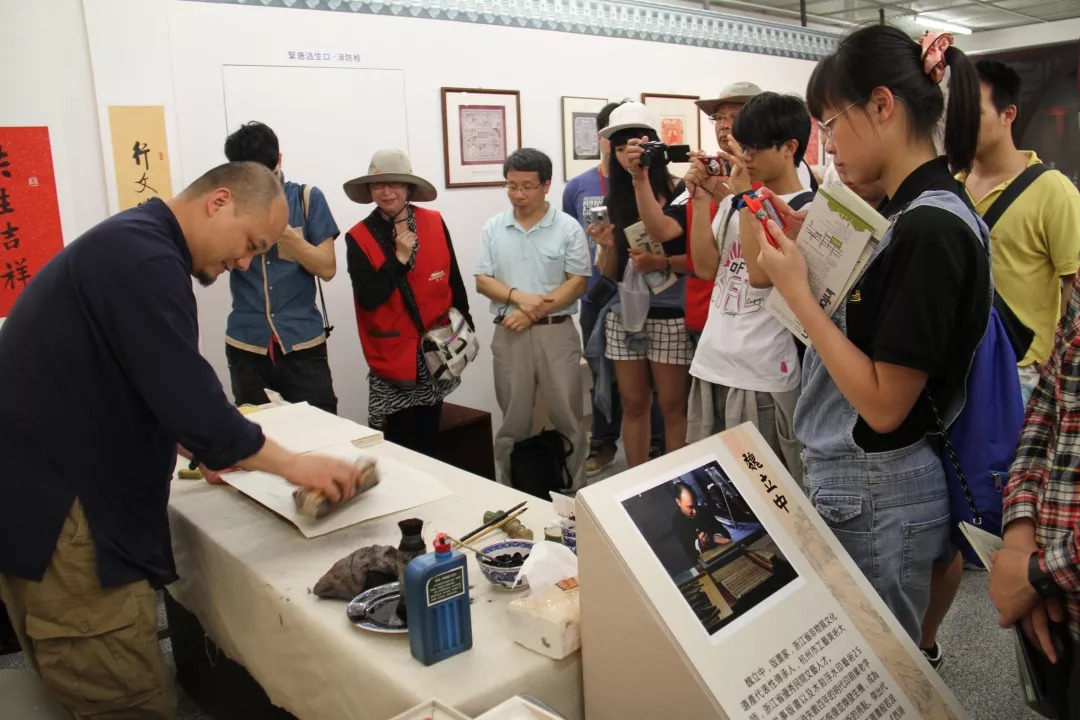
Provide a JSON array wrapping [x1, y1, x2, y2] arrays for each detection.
[[697, 82, 818, 192], [475, 148, 591, 490]]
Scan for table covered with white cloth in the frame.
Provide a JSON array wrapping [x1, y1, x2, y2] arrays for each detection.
[[166, 440, 582, 720]]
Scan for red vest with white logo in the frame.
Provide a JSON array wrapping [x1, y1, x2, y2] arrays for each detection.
[[348, 206, 452, 385], [684, 200, 719, 333]]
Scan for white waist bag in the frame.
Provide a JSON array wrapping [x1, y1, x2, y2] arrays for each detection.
[[420, 307, 479, 382]]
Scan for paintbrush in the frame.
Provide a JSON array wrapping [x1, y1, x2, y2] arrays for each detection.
[[445, 535, 499, 562], [459, 500, 527, 543], [471, 507, 529, 544]]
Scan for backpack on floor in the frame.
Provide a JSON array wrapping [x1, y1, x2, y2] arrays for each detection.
[[510, 429, 573, 501]]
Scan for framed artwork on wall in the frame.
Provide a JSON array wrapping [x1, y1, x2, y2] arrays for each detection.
[[641, 93, 700, 176], [441, 87, 522, 188], [561, 96, 609, 181]]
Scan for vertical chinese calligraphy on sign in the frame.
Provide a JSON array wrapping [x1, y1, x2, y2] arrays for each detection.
[[107, 106, 174, 211], [0, 127, 63, 318]]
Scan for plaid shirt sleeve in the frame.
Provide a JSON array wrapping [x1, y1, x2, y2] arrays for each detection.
[[1004, 272, 1080, 594]]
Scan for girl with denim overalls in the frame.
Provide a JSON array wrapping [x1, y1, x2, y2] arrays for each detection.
[[736, 25, 994, 648]]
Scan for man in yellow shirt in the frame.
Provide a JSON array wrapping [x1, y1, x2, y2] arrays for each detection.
[[960, 59, 1080, 401]]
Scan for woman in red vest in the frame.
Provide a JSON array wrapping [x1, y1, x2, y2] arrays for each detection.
[[343, 149, 473, 457]]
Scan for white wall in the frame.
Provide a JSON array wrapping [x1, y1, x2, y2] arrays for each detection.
[[956, 18, 1080, 54], [0, 0, 108, 247], [0, 0, 109, 329], [78, 0, 819, 427]]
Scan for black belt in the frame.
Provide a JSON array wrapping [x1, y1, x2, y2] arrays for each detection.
[[534, 316, 570, 325]]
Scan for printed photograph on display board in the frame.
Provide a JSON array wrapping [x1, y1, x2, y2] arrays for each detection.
[[442, 88, 521, 188], [621, 459, 799, 636], [561, 96, 608, 181], [0, 127, 64, 318], [641, 93, 700, 177]]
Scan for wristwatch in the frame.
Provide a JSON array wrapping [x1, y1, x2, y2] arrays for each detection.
[[1028, 552, 1063, 598], [732, 189, 754, 210]]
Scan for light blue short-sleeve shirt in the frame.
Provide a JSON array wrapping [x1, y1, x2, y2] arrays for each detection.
[[474, 203, 591, 316]]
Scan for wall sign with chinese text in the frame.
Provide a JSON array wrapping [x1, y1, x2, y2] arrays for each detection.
[[107, 106, 174, 211], [0, 127, 63, 318]]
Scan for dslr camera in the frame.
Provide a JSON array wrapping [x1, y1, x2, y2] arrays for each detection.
[[639, 142, 692, 168]]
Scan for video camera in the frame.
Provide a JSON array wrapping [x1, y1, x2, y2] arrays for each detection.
[[639, 142, 692, 168]]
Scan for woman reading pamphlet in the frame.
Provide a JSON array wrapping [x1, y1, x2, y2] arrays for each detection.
[[740, 25, 992, 646]]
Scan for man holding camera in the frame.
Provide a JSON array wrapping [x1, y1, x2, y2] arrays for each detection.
[[564, 101, 667, 475], [685, 92, 814, 480], [475, 149, 591, 490], [222, 121, 341, 414]]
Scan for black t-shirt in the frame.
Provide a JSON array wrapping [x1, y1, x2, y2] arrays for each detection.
[[612, 180, 687, 319], [846, 157, 991, 451]]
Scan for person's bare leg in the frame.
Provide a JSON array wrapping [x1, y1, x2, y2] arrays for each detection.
[[614, 359, 651, 468], [920, 553, 964, 653], [651, 361, 690, 455]]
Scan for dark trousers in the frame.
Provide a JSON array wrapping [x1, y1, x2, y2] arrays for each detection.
[[383, 402, 443, 459], [226, 342, 338, 415], [580, 299, 665, 450], [1066, 639, 1080, 720]]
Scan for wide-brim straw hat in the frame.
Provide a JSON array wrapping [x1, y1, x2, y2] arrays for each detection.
[[599, 102, 659, 139], [694, 81, 763, 117], [343, 149, 438, 204]]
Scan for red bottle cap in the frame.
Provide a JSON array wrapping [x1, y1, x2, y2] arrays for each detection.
[[433, 533, 451, 553]]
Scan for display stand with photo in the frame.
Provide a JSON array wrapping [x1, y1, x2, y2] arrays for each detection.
[[576, 423, 969, 720]]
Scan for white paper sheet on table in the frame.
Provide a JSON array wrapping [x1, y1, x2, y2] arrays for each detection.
[[246, 401, 382, 454], [221, 443, 451, 537]]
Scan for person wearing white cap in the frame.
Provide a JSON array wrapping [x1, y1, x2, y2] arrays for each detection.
[[590, 102, 693, 470], [342, 149, 474, 458]]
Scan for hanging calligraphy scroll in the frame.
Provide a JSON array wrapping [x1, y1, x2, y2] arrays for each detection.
[[107, 105, 174, 211], [0, 127, 63, 318]]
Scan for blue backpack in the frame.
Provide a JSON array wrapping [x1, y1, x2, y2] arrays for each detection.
[[930, 306, 1026, 565], [923, 176, 1039, 565]]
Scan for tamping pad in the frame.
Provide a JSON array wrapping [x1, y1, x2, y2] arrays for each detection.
[[293, 457, 381, 518]]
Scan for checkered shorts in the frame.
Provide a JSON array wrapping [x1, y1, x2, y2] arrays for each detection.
[[604, 309, 694, 365]]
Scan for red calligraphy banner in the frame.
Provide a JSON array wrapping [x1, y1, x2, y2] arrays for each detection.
[[0, 127, 63, 317]]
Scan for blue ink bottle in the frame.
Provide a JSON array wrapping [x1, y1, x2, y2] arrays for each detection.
[[403, 532, 473, 665]]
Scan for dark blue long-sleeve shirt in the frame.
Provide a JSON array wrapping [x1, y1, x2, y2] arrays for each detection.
[[0, 198, 265, 588]]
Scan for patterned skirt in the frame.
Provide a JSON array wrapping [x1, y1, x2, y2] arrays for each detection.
[[367, 351, 459, 429]]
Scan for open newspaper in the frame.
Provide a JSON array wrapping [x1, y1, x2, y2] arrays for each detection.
[[766, 182, 891, 346], [624, 220, 678, 294]]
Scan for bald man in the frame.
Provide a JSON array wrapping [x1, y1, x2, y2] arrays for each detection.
[[0, 162, 364, 718]]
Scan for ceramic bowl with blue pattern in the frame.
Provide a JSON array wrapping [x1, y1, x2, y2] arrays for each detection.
[[477, 539, 533, 591]]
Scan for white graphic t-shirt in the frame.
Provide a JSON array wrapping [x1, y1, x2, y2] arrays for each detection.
[[690, 190, 804, 393]]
